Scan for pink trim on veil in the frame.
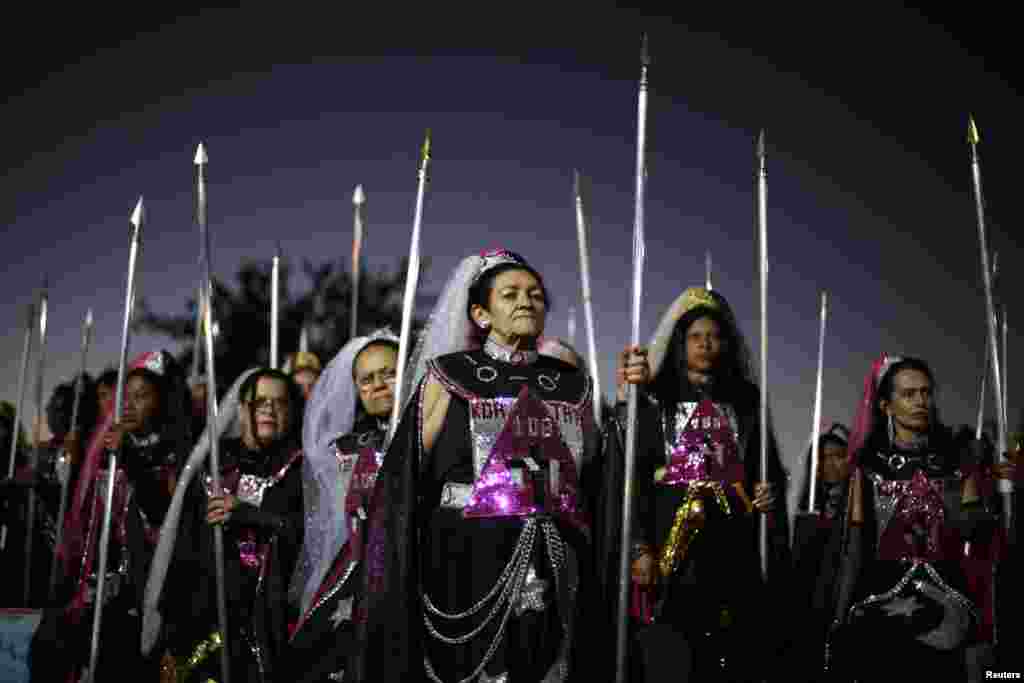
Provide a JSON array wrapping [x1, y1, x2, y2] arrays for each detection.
[[847, 354, 892, 464]]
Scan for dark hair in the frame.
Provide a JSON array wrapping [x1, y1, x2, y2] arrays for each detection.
[[238, 368, 304, 448], [125, 354, 193, 464], [466, 263, 551, 343], [875, 357, 937, 414], [867, 356, 945, 450], [650, 304, 751, 407], [46, 373, 98, 440], [97, 368, 119, 389]]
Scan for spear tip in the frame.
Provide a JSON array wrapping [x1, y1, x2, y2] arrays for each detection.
[[353, 184, 366, 205], [86, 308, 94, 327], [194, 142, 208, 165], [757, 129, 766, 159], [130, 196, 145, 229], [421, 129, 432, 161], [968, 115, 980, 146], [640, 32, 650, 65], [573, 169, 581, 196]]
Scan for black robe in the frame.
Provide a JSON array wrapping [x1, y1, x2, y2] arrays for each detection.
[[827, 428, 1000, 680], [28, 436, 176, 681], [348, 350, 599, 683], [162, 438, 303, 683], [286, 416, 387, 683], [612, 380, 790, 682]]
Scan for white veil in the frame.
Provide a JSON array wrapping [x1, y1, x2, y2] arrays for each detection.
[[141, 367, 260, 656], [294, 329, 399, 616], [397, 254, 483, 422]]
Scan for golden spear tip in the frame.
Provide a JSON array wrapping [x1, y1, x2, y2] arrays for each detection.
[[968, 115, 980, 146], [421, 128, 432, 161]]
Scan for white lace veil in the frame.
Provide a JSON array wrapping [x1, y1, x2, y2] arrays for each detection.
[[397, 254, 483, 422], [141, 367, 260, 656], [294, 328, 399, 615]]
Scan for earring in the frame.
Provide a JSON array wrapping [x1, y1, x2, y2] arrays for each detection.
[[480, 320, 490, 330], [887, 414, 895, 445]]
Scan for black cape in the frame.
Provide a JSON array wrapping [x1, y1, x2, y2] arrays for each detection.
[[348, 350, 602, 683]]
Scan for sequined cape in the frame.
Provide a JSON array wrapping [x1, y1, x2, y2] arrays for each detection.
[[285, 417, 386, 683], [348, 350, 601, 683], [161, 437, 304, 683]]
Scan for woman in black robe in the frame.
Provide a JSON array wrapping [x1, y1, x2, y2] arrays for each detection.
[[30, 350, 191, 681], [615, 286, 790, 682], [827, 355, 1011, 680], [160, 368, 304, 683], [350, 249, 600, 683], [287, 330, 400, 682]]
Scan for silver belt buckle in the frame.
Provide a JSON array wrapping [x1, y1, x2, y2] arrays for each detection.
[[439, 482, 473, 509]]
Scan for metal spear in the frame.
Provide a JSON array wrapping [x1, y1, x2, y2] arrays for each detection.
[[49, 308, 93, 601], [573, 170, 603, 426], [389, 129, 431, 441], [196, 142, 232, 683], [757, 129, 769, 580], [616, 33, 649, 683], [968, 116, 1012, 532], [0, 303, 34, 552], [976, 253, 998, 440], [807, 291, 827, 513], [1001, 305, 1008, 440], [85, 197, 143, 683], [191, 285, 203, 382], [271, 243, 281, 370], [351, 184, 366, 340], [706, 250, 713, 292], [23, 279, 48, 605]]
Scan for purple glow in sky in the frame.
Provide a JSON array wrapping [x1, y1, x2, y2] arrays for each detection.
[[3, 8, 1022, 485]]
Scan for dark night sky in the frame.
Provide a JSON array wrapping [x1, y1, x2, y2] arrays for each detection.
[[3, 6, 1022, 484]]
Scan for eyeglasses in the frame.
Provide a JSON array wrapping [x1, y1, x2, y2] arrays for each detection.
[[247, 397, 289, 412]]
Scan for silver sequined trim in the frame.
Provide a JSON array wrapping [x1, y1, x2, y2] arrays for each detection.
[[483, 338, 539, 366], [869, 471, 898, 545], [440, 482, 474, 509]]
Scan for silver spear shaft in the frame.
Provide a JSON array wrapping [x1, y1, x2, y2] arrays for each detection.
[[807, 291, 827, 513], [85, 197, 143, 683], [196, 142, 232, 683], [968, 117, 1012, 532], [271, 244, 280, 370], [49, 308, 94, 601], [757, 130, 769, 581], [351, 184, 366, 340], [573, 170, 602, 426], [615, 33, 649, 683], [389, 130, 432, 442], [23, 280, 48, 605]]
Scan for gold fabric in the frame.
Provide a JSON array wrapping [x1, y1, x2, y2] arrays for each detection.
[[159, 631, 224, 683], [659, 480, 732, 577]]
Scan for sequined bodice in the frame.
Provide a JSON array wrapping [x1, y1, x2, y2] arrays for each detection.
[[660, 399, 743, 487]]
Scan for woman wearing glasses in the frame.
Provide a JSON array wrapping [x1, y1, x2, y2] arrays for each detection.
[[161, 368, 305, 683]]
